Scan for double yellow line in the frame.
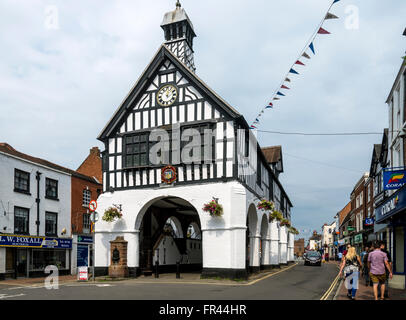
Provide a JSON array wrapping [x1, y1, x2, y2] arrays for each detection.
[[320, 273, 341, 300]]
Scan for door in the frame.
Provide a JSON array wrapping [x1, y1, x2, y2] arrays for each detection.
[[16, 249, 28, 278]]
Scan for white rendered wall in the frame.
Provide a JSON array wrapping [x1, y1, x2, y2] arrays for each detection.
[[95, 181, 249, 271], [0, 152, 72, 238], [288, 232, 295, 262], [269, 221, 280, 265], [279, 226, 288, 264], [0, 248, 5, 274]]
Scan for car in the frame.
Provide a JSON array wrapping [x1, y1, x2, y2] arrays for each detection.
[[304, 251, 322, 266]]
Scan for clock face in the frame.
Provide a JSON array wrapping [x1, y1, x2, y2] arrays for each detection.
[[157, 85, 178, 107]]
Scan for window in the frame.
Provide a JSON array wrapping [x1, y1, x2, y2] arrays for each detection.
[[14, 207, 29, 235], [45, 178, 58, 199], [244, 130, 249, 157], [30, 249, 66, 271], [181, 123, 215, 164], [83, 213, 91, 234], [45, 212, 57, 236], [124, 133, 149, 168], [83, 189, 91, 207], [14, 169, 30, 193]]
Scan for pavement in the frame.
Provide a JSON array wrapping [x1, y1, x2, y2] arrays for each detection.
[[0, 261, 340, 300], [335, 273, 406, 300]]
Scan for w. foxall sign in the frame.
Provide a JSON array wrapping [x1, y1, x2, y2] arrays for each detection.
[[0, 234, 72, 249], [383, 170, 406, 190]]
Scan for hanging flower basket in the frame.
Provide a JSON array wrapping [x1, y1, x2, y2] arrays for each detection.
[[102, 207, 123, 223], [280, 218, 291, 228], [203, 200, 224, 217], [257, 199, 275, 212], [289, 227, 299, 235], [269, 210, 283, 223]]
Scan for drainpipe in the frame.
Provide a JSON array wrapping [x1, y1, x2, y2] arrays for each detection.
[[35, 171, 42, 236]]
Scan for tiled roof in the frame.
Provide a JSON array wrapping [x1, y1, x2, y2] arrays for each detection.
[[0, 143, 101, 185], [261, 146, 282, 164]]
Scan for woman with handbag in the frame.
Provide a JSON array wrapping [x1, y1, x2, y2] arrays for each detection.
[[339, 247, 363, 300]]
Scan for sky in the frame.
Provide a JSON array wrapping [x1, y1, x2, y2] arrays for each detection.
[[0, 0, 405, 242]]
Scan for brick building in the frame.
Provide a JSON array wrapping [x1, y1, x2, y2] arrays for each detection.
[[294, 238, 305, 258]]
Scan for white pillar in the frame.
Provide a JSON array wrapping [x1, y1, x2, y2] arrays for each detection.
[[249, 234, 261, 268], [279, 226, 288, 264], [270, 221, 280, 266], [261, 237, 271, 266], [288, 232, 295, 262]]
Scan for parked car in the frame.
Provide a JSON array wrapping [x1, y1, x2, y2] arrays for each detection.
[[304, 251, 322, 266]]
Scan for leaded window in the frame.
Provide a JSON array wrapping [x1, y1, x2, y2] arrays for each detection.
[[124, 133, 149, 168]]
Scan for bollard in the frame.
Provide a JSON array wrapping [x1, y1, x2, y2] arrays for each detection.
[[155, 260, 159, 279], [176, 261, 180, 279]]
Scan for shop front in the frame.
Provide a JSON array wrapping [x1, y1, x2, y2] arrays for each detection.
[[353, 234, 363, 255], [0, 234, 72, 279], [375, 185, 406, 290], [71, 235, 93, 275]]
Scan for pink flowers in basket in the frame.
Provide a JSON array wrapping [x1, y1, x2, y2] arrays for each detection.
[[203, 200, 224, 217]]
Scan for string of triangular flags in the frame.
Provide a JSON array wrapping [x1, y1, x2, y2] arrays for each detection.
[[250, 0, 341, 129]]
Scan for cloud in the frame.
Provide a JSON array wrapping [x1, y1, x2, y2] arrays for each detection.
[[0, 0, 405, 240]]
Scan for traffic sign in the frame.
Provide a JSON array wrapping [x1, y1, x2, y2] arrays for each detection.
[[90, 212, 99, 223], [89, 200, 97, 212]]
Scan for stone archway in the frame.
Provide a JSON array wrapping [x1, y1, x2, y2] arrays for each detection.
[[136, 196, 202, 276], [260, 214, 269, 268]]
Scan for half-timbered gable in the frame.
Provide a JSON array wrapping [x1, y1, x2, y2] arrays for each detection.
[[98, 45, 242, 192]]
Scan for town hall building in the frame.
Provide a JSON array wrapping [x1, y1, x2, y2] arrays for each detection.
[[94, 1, 294, 279]]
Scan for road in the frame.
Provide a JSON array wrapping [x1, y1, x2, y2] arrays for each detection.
[[0, 261, 339, 300]]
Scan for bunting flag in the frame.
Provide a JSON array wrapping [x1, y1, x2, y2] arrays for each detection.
[[318, 27, 331, 34], [289, 68, 299, 75], [249, 0, 341, 128], [309, 42, 315, 54], [325, 13, 339, 20]]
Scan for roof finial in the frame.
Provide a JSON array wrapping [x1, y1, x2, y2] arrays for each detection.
[[176, 0, 181, 9]]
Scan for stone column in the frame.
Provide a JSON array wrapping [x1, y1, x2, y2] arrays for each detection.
[[261, 237, 271, 268], [108, 236, 129, 278], [270, 221, 280, 267]]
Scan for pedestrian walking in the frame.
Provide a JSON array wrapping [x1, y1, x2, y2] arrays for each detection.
[[379, 241, 392, 298], [362, 247, 371, 286], [368, 241, 393, 300], [339, 247, 362, 300]]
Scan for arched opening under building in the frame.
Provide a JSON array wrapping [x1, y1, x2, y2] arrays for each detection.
[[260, 214, 269, 269], [138, 197, 202, 276]]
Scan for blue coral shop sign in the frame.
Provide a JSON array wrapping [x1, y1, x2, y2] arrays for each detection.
[[0, 234, 72, 249], [375, 185, 406, 223]]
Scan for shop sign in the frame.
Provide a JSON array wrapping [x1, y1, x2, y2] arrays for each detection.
[[0, 234, 72, 249], [78, 266, 88, 281], [77, 245, 89, 267], [77, 235, 93, 244], [364, 218, 374, 226], [383, 169, 406, 190], [375, 185, 406, 223], [354, 234, 363, 244]]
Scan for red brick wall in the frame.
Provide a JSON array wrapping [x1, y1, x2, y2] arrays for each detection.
[[77, 147, 103, 183], [71, 175, 102, 234]]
